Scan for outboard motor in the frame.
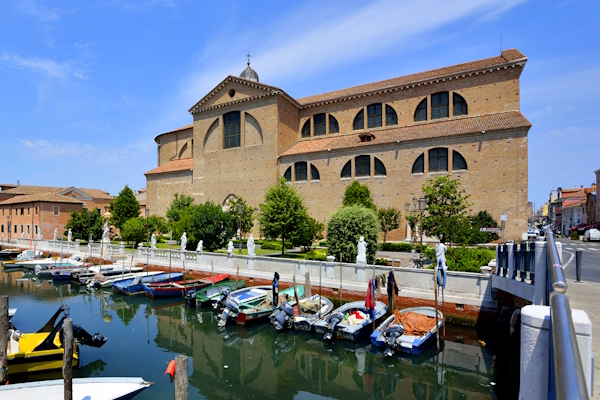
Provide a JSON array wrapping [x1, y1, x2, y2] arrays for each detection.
[[323, 311, 345, 340], [185, 289, 197, 307], [270, 302, 294, 331], [217, 295, 239, 327], [213, 288, 231, 310], [72, 325, 107, 348], [382, 323, 404, 357]]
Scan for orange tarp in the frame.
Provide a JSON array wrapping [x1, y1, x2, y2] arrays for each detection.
[[394, 310, 436, 337]]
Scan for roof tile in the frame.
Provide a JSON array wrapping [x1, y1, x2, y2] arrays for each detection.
[[145, 158, 193, 175], [0, 192, 85, 205]]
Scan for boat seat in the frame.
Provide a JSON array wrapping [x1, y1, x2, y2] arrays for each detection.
[[8, 329, 20, 354]]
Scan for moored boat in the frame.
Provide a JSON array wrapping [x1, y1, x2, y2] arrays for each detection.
[[143, 274, 229, 298], [370, 307, 444, 356], [213, 286, 272, 327], [270, 294, 334, 331], [71, 265, 144, 285], [186, 279, 246, 307], [314, 301, 387, 341], [235, 285, 305, 326], [0, 248, 21, 258], [0, 377, 153, 400], [111, 272, 184, 295], [16, 256, 84, 270]]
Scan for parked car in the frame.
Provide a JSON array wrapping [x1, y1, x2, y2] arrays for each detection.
[[583, 228, 600, 242]]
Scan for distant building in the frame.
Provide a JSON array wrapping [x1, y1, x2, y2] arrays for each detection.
[[0, 184, 113, 240], [135, 188, 147, 216]]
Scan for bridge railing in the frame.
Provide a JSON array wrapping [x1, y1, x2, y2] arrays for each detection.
[[495, 240, 535, 285]]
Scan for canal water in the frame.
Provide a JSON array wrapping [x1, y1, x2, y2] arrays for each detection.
[[1, 268, 516, 399]]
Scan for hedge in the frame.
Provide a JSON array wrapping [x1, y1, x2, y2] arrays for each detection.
[[425, 246, 495, 273], [378, 242, 414, 252]]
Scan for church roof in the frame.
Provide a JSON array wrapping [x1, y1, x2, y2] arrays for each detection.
[[154, 123, 193, 143], [145, 158, 193, 175], [240, 62, 259, 82], [0, 192, 85, 205], [280, 111, 531, 157]]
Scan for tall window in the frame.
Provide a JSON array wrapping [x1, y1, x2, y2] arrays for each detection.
[[355, 155, 370, 177], [429, 148, 448, 172], [386, 105, 397, 126], [301, 120, 311, 138], [453, 151, 467, 170], [353, 109, 364, 130], [431, 92, 449, 119], [314, 114, 326, 136], [310, 164, 320, 181], [341, 161, 352, 178], [453, 93, 468, 116], [374, 157, 386, 176], [295, 162, 308, 181], [53, 206, 60, 216], [329, 115, 339, 134], [412, 154, 424, 174], [284, 167, 292, 182], [223, 111, 241, 148], [414, 99, 427, 122], [367, 104, 382, 128]]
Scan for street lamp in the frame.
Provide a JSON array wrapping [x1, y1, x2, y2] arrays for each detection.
[[145, 208, 150, 275], [406, 197, 427, 268], [237, 204, 243, 255]]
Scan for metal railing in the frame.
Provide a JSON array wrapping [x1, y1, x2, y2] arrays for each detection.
[[495, 241, 535, 285], [546, 230, 589, 399]]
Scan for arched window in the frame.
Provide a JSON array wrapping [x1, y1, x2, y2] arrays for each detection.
[[341, 160, 351, 178], [284, 167, 292, 182], [412, 153, 424, 174], [367, 104, 382, 128], [301, 120, 311, 138], [355, 155, 370, 177], [223, 111, 241, 148], [431, 92, 449, 119], [414, 99, 427, 122], [386, 105, 397, 126], [310, 164, 320, 180], [429, 148, 448, 172], [453, 93, 468, 116], [453, 151, 467, 170], [329, 115, 339, 134], [353, 109, 364, 130], [295, 161, 307, 181], [374, 157, 386, 176], [314, 114, 326, 136]]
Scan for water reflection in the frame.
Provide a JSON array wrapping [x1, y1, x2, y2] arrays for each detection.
[[1, 267, 498, 399]]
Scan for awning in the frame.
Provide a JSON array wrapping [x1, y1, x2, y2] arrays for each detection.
[[568, 222, 600, 231]]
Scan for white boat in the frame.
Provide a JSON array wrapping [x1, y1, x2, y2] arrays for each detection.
[[314, 301, 388, 341], [269, 295, 334, 331], [90, 270, 166, 288], [0, 377, 153, 400], [16, 249, 44, 261], [16, 257, 84, 270]]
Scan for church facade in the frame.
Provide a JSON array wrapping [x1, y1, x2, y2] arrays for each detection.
[[145, 49, 531, 241]]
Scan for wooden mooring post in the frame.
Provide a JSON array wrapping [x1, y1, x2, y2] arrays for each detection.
[[174, 354, 188, 400], [0, 295, 8, 384], [305, 271, 311, 297], [63, 318, 73, 400]]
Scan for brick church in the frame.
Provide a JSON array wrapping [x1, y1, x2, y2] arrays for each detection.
[[145, 49, 531, 241]]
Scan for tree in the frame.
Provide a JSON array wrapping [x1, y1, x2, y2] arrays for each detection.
[[296, 216, 325, 249], [421, 175, 472, 245], [64, 208, 103, 241], [173, 201, 233, 252], [121, 217, 146, 245], [342, 181, 377, 211], [258, 177, 309, 255], [226, 196, 254, 239], [166, 193, 194, 225], [109, 185, 140, 229], [378, 207, 401, 242], [327, 205, 380, 264], [147, 215, 168, 235], [464, 210, 500, 244]]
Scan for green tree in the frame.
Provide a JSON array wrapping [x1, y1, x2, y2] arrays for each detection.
[[226, 196, 254, 239], [64, 208, 103, 241], [342, 181, 377, 211], [173, 201, 233, 252], [296, 216, 325, 249], [463, 210, 500, 244], [327, 205, 380, 264], [421, 175, 472, 245], [147, 215, 168, 235], [121, 217, 146, 245], [166, 193, 194, 224], [109, 185, 141, 229], [378, 207, 401, 242], [258, 177, 309, 255]]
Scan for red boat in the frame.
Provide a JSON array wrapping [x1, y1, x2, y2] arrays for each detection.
[[143, 274, 229, 298]]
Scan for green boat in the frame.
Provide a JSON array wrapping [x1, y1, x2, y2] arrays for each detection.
[[235, 285, 304, 326], [186, 280, 246, 307]]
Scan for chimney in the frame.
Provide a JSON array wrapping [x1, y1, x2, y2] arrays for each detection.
[[17, 180, 20, 186]]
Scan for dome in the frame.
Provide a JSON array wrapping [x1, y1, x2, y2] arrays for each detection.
[[240, 61, 259, 82]]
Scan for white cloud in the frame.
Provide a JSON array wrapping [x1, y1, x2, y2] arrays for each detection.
[[0, 52, 88, 81], [15, 1, 59, 21]]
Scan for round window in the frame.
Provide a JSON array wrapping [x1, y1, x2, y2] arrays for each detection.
[[228, 89, 236, 98]]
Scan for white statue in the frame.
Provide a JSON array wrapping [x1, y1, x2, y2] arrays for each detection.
[[102, 221, 110, 242], [67, 229, 72, 242], [151, 233, 157, 249], [247, 234, 255, 256], [21, 232, 24, 239], [356, 236, 367, 265], [53, 228, 58, 241], [196, 240, 203, 253], [227, 241, 234, 256], [181, 232, 187, 251], [435, 240, 448, 271], [38, 231, 43, 240]]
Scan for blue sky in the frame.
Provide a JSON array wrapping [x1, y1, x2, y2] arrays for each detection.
[[0, 0, 598, 211]]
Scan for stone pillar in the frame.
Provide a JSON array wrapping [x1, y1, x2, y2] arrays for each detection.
[[507, 242, 515, 279], [533, 239, 547, 305], [138, 246, 143, 259], [227, 252, 233, 271], [325, 256, 335, 279], [355, 262, 366, 282], [119, 242, 125, 255], [298, 261, 306, 276], [247, 255, 254, 270]]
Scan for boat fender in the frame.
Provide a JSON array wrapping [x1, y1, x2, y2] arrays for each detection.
[[435, 260, 447, 289], [165, 360, 176, 383]]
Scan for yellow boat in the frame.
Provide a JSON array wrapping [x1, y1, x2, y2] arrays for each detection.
[[7, 305, 106, 375]]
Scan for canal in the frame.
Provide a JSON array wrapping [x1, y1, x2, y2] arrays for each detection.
[[1, 268, 516, 399]]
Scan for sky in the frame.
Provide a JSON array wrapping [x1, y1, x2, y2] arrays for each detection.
[[0, 0, 598, 210]]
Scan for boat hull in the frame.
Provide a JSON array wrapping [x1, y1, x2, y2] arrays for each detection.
[[144, 274, 229, 298], [112, 273, 183, 295], [8, 332, 80, 375], [235, 285, 305, 326], [314, 301, 388, 341], [191, 280, 246, 307]]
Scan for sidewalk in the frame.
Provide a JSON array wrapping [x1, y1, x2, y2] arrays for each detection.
[[567, 279, 600, 398]]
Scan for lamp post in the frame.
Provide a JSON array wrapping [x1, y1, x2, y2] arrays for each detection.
[[145, 208, 150, 276], [237, 204, 243, 255], [417, 197, 427, 269]]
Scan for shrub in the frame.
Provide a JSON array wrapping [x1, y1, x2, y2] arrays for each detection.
[[570, 232, 578, 239], [425, 246, 495, 273], [375, 258, 388, 266], [318, 240, 328, 247], [306, 249, 327, 261], [260, 241, 293, 251], [327, 205, 380, 264], [379, 242, 413, 252]]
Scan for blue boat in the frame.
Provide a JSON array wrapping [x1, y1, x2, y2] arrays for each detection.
[[314, 301, 387, 341], [112, 272, 184, 296], [370, 307, 443, 356], [52, 270, 77, 283]]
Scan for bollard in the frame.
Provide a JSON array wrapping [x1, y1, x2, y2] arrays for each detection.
[[576, 250, 582, 282], [0, 296, 8, 384], [174, 354, 188, 400], [63, 318, 73, 400], [305, 272, 311, 297]]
